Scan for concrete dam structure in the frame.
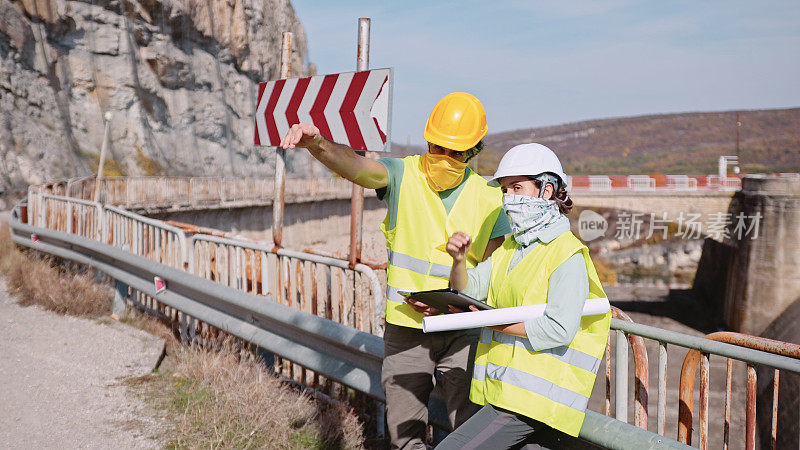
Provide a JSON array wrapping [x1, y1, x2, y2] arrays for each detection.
[[721, 175, 800, 336]]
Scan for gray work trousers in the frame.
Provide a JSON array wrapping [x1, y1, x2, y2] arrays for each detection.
[[436, 404, 590, 450], [381, 323, 481, 449]]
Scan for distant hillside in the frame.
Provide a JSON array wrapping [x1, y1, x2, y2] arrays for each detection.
[[467, 108, 800, 176]]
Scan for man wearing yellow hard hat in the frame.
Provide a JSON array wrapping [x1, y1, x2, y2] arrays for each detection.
[[281, 92, 509, 449]]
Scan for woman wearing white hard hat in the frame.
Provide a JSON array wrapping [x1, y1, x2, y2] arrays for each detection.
[[436, 143, 611, 449]]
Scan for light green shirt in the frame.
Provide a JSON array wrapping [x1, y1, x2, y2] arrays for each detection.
[[376, 157, 510, 239], [462, 221, 590, 351]]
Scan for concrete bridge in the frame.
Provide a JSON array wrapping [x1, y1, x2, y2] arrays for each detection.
[[571, 190, 735, 233]]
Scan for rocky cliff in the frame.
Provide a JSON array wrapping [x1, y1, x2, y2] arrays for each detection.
[[0, 0, 313, 194]]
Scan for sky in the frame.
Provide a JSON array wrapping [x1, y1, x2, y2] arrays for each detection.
[[290, 1, 800, 147]]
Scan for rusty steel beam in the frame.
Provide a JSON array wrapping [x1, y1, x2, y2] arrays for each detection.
[[658, 341, 668, 436], [724, 358, 732, 450], [771, 369, 779, 450], [699, 353, 709, 450], [304, 247, 387, 270], [678, 332, 800, 446], [612, 307, 650, 429], [746, 364, 756, 450]]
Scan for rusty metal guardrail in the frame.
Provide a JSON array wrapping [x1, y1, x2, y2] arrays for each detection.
[[103, 205, 188, 270], [29, 193, 104, 240], [607, 319, 800, 449], [54, 176, 373, 210], [678, 333, 800, 450], [26, 189, 189, 269], [188, 234, 384, 402], [189, 234, 384, 335], [9, 213, 692, 449]]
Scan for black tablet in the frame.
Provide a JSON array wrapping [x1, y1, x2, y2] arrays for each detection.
[[398, 288, 494, 314]]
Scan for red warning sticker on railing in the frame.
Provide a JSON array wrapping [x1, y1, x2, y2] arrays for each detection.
[[154, 276, 166, 294]]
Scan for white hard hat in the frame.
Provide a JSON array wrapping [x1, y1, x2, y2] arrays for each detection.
[[488, 143, 568, 189]]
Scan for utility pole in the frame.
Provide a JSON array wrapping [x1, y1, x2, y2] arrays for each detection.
[[735, 112, 741, 171]]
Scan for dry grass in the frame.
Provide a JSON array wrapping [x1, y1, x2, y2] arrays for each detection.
[[130, 347, 365, 449], [1, 224, 365, 447], [0, 223, 111, 316], [85, 151, 127, 177]]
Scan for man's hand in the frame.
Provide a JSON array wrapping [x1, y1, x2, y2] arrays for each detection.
[[278, 122, 389, 189], [405, 298, 441, 316], [280, 123, 321, 150], [446, 232, 472, 262]]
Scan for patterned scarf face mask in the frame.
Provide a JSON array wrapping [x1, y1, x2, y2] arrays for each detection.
[[502, 194, 564, 246]]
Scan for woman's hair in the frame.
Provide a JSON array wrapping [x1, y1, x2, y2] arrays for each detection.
[[529, 177, 574, 215]]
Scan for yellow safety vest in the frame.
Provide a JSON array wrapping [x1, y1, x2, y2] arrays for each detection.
[[382, 154, 503, 329], [469, 231, 611, 437]]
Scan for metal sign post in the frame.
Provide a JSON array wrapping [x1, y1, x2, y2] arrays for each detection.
[[272, 32, 292, 249], [349, 18, 370, 268]]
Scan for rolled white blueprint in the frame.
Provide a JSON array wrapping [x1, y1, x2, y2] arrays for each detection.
[[422, 297, 610, 333]]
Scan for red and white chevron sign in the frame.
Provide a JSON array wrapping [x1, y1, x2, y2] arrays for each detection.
[[254, 68, 392, 152]]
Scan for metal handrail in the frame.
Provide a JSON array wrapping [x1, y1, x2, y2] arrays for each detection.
[[190, 234, 384, 335], [678, 333, 800, 449], [611, 320, 800, 373], [28, 192, 104, 240], [610, 307, 650, 429], [9, 216, 692, 449], [103, 205, 189, 268], [609, 318, 800, 448]]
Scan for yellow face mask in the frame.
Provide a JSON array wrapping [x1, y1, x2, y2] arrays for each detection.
[[420, 152, 468, 191]]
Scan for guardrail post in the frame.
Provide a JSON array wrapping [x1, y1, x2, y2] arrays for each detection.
[[616, 329, 629, 422], [39, 194, 46, 227], [66, 201, 73, 234], [112, 281, 130, 320], [96, 203, 105, 242]]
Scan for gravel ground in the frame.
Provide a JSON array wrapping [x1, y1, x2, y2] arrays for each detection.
[[0, 278, 166, 449]]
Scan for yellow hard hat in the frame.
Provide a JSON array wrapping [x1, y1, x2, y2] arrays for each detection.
[[423, 92, 487, 151]]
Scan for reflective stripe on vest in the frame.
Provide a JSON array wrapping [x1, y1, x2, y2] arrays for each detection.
[[388, 249, 451, 279], [386, 285, 405, 304], [487, 330, 602, 374], [473, 362, 591, 412]]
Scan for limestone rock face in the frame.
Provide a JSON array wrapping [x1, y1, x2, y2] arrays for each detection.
[[0, 0, 313, 194]]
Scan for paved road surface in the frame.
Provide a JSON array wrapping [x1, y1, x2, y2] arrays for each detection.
[[0, 278, 165, 449]]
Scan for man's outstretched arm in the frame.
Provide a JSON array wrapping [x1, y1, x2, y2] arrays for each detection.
[[280, 123, 389, 189]]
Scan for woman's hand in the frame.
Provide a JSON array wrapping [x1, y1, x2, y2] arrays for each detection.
[[446, 232, 472, 262]]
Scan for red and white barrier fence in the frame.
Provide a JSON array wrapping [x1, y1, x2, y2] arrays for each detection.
[[564, 174, 765, 192]]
